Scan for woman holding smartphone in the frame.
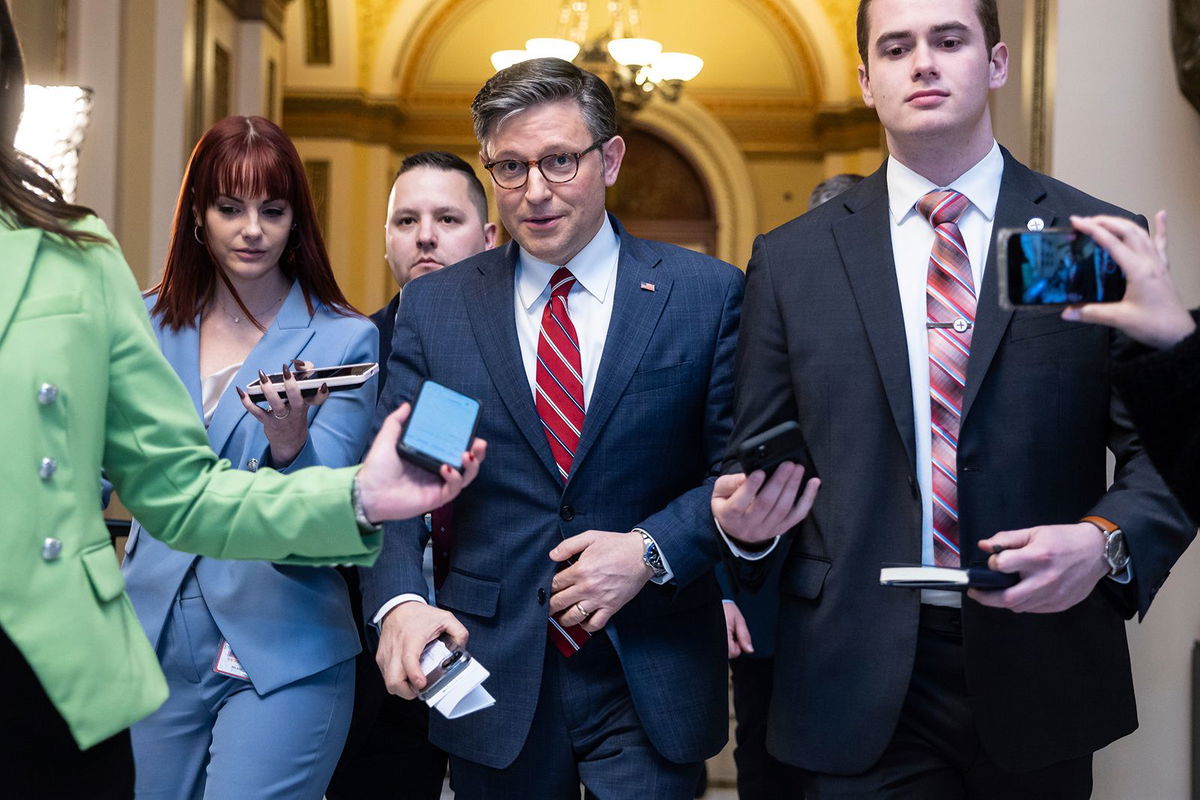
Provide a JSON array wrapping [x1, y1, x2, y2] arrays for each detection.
[[123, 116, 377, 799]]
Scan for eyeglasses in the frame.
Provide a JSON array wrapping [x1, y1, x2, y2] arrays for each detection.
[[483, 139, 608, 190]]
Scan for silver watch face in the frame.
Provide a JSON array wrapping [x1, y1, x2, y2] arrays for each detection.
[[1106, 530, 1130, 570]]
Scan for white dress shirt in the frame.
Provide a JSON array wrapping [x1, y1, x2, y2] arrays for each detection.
[[375, 218, 671, 626]]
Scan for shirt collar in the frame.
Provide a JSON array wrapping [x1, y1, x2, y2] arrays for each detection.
[[887, 140, 1003, 225], [516, 215, 621, 311]]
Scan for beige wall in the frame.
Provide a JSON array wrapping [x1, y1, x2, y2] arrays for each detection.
[[1050, 2, 1200, 798]]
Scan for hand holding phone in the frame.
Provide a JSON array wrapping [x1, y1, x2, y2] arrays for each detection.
[[997, 227, 1126, 309], [395, 380, 482, 475], [736, 421, 817, 481], [245, 361, 378, 404]]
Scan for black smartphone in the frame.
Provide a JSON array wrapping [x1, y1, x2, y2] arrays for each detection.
[[736, 421, 817, 481], [245, 362, 378, 404], [997, 227, 1126, 309], [396, 380, 482, 474]]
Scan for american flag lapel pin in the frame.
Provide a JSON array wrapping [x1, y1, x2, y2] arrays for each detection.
[[640, 281, 656, 292]]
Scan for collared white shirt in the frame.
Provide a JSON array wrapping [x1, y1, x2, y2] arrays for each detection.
[[513, 218, 620, 406], [888, 141, 1004, 605]]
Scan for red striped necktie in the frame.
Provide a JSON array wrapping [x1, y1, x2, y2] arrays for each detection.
[[918, 189, 974, 568], [536, 267, 591, 656]]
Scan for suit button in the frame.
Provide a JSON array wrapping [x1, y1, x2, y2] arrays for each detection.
[[246, 458, 259, 472], [37, 383, 59, 405], [559, 505, 575, 521], [41, 537, 63, 561], [537, 588, 547, 605], [39, 457, 58, 480]]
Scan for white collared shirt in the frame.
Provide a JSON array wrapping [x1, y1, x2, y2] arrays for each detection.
[[888, 142, 1004, 605], [513, 218, 621, 406]]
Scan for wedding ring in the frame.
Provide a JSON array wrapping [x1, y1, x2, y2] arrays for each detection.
[[576, 602, 593, 618]]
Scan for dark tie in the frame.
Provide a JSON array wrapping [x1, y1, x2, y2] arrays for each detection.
[[536, 268, 591, 656], [918, 189, 974, 568]]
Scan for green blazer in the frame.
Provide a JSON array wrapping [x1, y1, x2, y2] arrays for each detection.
[[0, 215, 380, 749]]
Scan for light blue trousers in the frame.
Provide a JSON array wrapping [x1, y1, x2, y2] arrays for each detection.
[[131, 574, 355, 800]]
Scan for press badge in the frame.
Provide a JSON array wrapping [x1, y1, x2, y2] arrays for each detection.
[[214, 640, 250, 680]]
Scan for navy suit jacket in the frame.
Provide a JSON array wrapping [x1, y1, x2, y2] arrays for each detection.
[[361, 215, 742, 768], [123, 282, 378, 693], [733, 149, 1194, 774]]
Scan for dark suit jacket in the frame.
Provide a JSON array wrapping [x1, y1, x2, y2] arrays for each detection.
[[370, 292, 401, 399], [360, 215, 742, 769], [732, 148, 1194, 774], [1113, 310, 1200, 523]]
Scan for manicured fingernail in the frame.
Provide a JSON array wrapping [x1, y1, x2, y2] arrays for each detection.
[[282, 363, 292, 379], [236, 386, 246, 398], [320, 383, 329, 393], [258, 369, 268, 381]]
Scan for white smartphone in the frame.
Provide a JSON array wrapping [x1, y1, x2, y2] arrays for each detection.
[[244, 362, 378, 404]]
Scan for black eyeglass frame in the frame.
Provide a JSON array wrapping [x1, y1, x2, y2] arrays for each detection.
[[483, 138, 609, 189]]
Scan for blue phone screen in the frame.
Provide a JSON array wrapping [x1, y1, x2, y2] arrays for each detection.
[[401, 382, 480, 468]]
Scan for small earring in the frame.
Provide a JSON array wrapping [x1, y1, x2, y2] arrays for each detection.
[[193, 224, 204, 245]]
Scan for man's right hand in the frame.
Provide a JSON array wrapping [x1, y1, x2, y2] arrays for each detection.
[[375, 601, 469, 699], [712, 462, 820, 546]]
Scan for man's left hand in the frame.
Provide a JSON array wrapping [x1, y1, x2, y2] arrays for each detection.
[[548, 530, 650, 632], [968, 522, 1110, 613]]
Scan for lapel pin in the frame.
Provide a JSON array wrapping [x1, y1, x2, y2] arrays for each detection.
[[640, 281, 656, 292], [1027, 217, 1045, 231]]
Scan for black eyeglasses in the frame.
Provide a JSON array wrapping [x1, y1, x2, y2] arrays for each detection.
[[483, 139, 608, 189]]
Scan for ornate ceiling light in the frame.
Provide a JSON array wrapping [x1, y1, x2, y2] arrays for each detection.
[[490, 0, 704, 117]]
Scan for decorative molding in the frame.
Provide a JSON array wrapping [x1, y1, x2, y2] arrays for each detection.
[[1028, 0, 1055, 173], [305, 0, 332, 64], [304, 160, 331, 240], [217, 0, 289, 36], [282, 90, 879, 158]]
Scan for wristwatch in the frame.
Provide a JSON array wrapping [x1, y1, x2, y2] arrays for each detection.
[[634, 528, 667, 580], [1081, 515, 1130, 576]]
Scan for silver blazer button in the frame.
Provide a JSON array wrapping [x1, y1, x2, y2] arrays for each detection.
[[37, 383, 59, 405], [246, 458, 259, 472], [42, 537, 63, 561], [39, 457, 58, 480]]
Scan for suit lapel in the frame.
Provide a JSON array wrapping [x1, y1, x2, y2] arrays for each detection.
[[961, 151, 1050, 423], [832, 170, 918, 471], [463, 244, 562, 484], [0, 227, 42, 347], [205, 282, 315, 456], [158, 315, 205, 420], [570, 223, 669, 481]]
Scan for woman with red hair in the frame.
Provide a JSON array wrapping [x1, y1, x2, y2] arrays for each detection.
[[123, 115, 378, 799]]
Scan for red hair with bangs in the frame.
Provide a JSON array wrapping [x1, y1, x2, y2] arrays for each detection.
[[150, 115, 356, 330]]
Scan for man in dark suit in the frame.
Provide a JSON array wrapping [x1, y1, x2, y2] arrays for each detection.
[[329, 152, 496, 800], [712, 0, 1195, 797], [359, 57, 747, 797]]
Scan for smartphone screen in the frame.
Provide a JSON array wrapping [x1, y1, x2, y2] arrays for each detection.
[[1003, 228, 1126, 307], [400, 381, 481, 470]]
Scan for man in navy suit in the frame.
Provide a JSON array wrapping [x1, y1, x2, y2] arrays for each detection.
[[359, 57, 752, 797], [713, 0, 1194, 797]]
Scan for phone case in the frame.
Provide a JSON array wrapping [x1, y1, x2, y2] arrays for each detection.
[[736, 420, 815, 478]]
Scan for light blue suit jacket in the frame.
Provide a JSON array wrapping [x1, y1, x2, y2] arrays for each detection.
[[123, 282, 378, 693]]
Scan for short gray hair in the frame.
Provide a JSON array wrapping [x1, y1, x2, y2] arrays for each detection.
[[471, 57, 618, 151]]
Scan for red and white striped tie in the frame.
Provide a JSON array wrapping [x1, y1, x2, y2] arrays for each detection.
[[536, 267, 591, 656], [919, 190, 974, 568]]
